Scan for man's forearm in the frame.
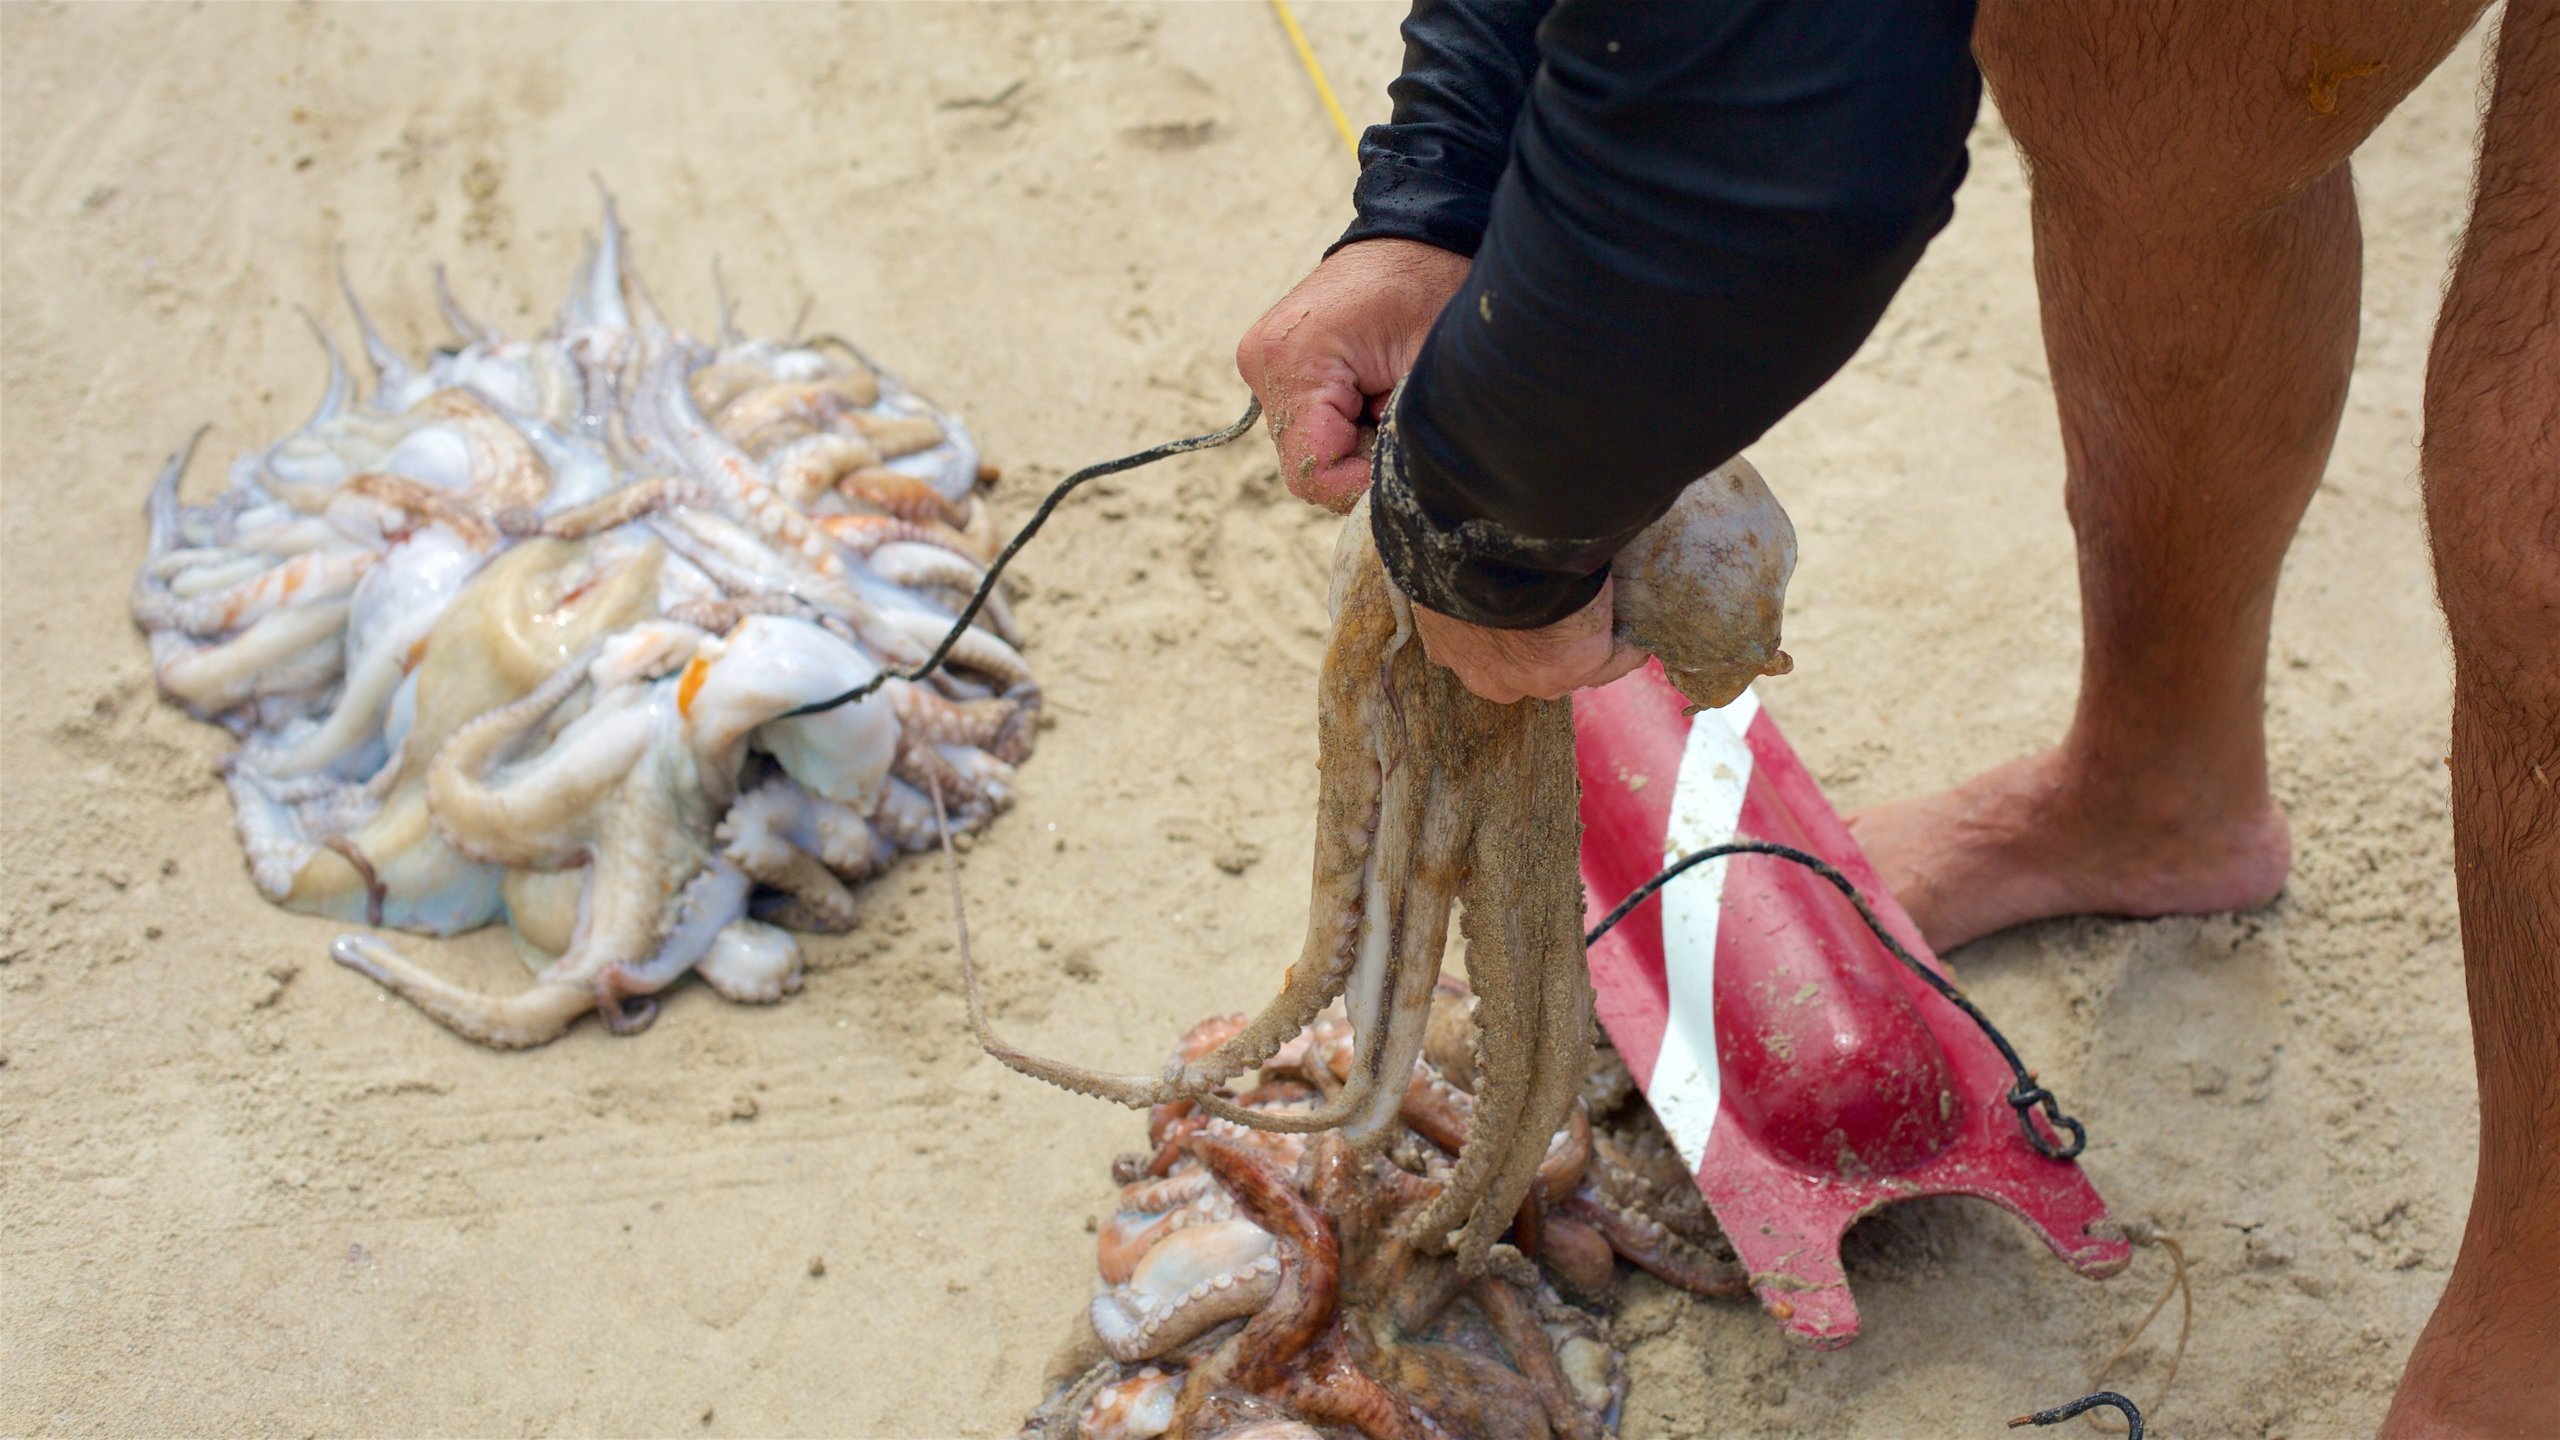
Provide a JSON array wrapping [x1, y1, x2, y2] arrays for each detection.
[[1367, 0, 1981, 628]]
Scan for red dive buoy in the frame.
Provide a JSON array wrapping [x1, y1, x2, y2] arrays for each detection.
[[1574, 661, 2132, 1348]]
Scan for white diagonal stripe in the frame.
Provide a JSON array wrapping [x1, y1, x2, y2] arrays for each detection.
[[1645, 685, 1759, 1170]]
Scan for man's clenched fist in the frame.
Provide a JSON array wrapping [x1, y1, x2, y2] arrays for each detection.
[[1237, 238, 1641, 705], [1234, 238, 1470, 513]]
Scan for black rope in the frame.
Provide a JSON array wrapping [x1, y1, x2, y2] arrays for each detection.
[[1585, 839, 2088, 1161], [2011, 1392, 2142, 1439], [780, 398, 1263, 718]]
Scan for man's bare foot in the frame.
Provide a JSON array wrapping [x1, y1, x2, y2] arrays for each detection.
[[1845, 747, 2293, 953]]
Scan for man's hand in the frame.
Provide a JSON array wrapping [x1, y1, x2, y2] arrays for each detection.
[[1410, 575, 1648, 704], [1239, 238, 1635, 704], [1235, 238, 1470, 512]]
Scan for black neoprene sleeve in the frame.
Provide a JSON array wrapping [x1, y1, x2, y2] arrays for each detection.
[[1341, 0, 1981, 628]]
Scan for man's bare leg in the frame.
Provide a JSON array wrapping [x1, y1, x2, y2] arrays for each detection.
[[2386, 3, 2560, 1430], [1852, 0, 2485, 952]]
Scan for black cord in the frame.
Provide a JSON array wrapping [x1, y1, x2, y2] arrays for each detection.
[[1585, 839, 2088, 1161], [780, 398, 1264, 718], [2010, 1392, 2142, 1439]]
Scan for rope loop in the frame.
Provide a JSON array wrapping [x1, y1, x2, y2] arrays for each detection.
[[2008, 1079, 2089, 1160]]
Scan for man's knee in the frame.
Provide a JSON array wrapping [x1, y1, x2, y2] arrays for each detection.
[[2423, 259, 2558, 659], [2423, 327, 2558, 671], [2424, 0, 2560, 664], [2424, 451, 2560, 681], [1976, 0, 2486, 221]]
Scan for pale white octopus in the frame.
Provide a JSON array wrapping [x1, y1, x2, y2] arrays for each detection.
[[134, 194, 1043, 1045]]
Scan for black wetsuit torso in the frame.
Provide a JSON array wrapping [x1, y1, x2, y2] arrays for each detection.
[[1348, 0, 1981, 627]]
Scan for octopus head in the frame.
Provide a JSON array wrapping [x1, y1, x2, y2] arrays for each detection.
[[677, 614, 899, 810], [1610, 456, 1797, 711]]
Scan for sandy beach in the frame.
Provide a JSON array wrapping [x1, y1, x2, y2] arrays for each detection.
[[1, 3, 2496, 1434]]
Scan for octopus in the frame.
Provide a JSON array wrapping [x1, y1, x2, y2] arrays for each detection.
[[1021, 984, 1755, 1439], [970, 454, 1795, 1280], [132, 192, 1037, 1046]]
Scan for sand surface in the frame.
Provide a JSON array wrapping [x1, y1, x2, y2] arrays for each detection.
[[1, 4, 2496, 1435]]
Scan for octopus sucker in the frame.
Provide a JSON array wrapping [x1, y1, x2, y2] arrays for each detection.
[[136, 194, 1037, 1045], [982, 458, 1794, 1283]]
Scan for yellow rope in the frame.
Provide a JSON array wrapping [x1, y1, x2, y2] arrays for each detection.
[[1269, 0, 1361, 161], [2082, 1226, 2192, 1434]]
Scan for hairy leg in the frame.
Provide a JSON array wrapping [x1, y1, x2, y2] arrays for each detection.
[[2386, 4, 2560, 1431], [1853, 0, 2489, 951]]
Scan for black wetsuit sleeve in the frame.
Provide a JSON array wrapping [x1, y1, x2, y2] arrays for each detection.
[[1334, 0, 1551, 260], [1345, 0, 1981, 629]]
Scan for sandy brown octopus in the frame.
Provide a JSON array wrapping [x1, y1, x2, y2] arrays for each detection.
[[973, 458, 1794, 1285]]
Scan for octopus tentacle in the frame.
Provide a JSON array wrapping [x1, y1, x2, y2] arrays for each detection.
[[1171, 1135, 1340, 1414], [867, 541, 1018, 642], [340, 748, 711, 1049], [1068, 1365, 1182, 1440], [708, 259, 743, 349], [883, 609, 1035, 694], [1182, 550, 1456, 1151], [962, 530, 1392, 1115], [431, 263, 492, 349], [1276, 1328, 1427, 1440], [891, 681, 1032, 765], [336, 249, 417, 408], [297, 307, 355, 414], [422, 640, 615, 866], [1468, 1277, 1603, 1440], [1091, 1218, 1280, 1364], [130, 429, 210, 628], [844, 413, 944, 458], [713, 374, 879, 442], [645, 344, 851, 582], [955, 495, 1002, 563], [767, 432, 880, 507], [890, 735, 999, 827], [1186, 833, 1451, 1147], [604, 855, 752, 994], [837, 464, 966, 526], [330, 935, 595, 1049], [253, 625, 418, 780], [156, 550, 277, 597], [683, 361, 772, 421], [152, 599, 350, 715], [815, 511, 980, 561], [1413, 693, 1588, 1270], [1098, 1172, 1239, 1287], [1537, 1100, 1593, 1203], [695, 917, 803, 1002], [1557, 1190, 1746, 1297], [719, 781, 860, 932], [956, 824, 1370, 1108], [1534, 1213, 1622, 1305], [507, 474, 708, 541], [157, 547, 375, 639], [339, 471, 502, 550]]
